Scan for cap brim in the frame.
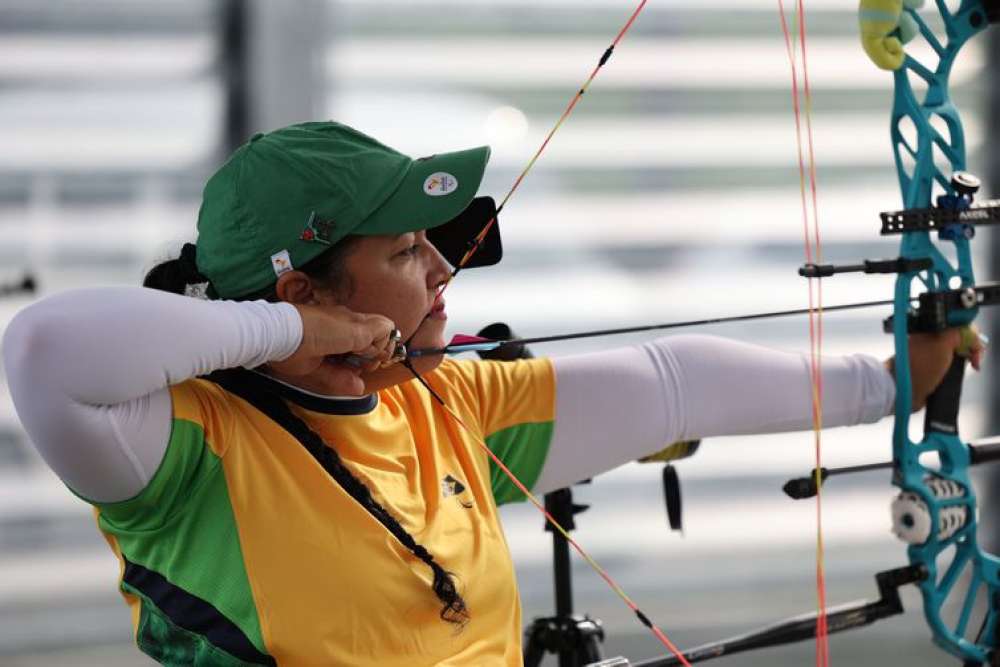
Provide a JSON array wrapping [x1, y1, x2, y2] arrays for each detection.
[[355, 145, 491, 236]]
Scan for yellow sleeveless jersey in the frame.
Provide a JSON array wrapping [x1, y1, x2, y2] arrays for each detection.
[[88, 358, 556, 666]]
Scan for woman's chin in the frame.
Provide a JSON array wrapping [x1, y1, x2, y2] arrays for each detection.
[[406, 323, 447, 354]]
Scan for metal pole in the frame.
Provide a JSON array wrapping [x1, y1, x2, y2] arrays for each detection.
[[218, 0, 328, 154], [547, 490, 576, 616], [219, 0, 249, 153]]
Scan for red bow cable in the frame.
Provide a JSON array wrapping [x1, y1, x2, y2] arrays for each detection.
[[401, 1, 695, 664]]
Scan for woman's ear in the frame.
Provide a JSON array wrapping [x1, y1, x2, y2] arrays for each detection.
[[274, 271, 317, 304]]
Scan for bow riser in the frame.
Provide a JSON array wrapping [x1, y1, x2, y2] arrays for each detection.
[[888, 1, 1000, 662]]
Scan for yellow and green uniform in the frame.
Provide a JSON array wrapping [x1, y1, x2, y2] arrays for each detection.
[[91, 358, 555, 666]]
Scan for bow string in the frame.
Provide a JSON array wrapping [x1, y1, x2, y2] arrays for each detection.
[[775, 1, 834, 664], [401, 2, 695, 664]]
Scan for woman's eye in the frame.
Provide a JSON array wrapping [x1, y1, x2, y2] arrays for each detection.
[[398, 244, 420, 257]]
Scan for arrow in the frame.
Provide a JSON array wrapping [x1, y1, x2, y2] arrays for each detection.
[[409, 297, 901, 358]]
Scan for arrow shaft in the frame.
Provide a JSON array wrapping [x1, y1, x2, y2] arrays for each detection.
[[410, 298, 899, 357]]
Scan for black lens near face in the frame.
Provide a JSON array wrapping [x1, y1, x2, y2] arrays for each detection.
[[427, 196, 503, 269]]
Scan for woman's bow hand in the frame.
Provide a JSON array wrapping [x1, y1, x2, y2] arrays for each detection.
[[888, 325, 987, 412]]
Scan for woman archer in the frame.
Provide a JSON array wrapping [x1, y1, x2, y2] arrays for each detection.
[[1, 121, 980, 666]]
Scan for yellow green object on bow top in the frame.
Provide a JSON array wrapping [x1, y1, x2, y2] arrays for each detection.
[[859, 0, 924, 70]]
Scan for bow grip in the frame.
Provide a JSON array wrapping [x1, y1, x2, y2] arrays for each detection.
[[923, 355, 966, 435]]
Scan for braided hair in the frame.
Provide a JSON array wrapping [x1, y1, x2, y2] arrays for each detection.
[[144, 243, 470, 626]]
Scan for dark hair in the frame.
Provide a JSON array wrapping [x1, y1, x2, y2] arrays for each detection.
[[143, 239, 469, 626], [142, 239, 359, 302]]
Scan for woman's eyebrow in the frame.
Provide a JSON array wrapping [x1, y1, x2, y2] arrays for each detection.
[[388, 233, 415, 251]]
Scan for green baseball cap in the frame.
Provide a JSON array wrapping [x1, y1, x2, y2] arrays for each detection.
[[195, 121, 491, 299]]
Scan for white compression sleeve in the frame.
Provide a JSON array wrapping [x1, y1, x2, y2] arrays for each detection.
[[2, 287, 303, 503], [534, 334, 895, 494]]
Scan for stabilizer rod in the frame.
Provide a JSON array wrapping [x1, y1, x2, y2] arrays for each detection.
[[632, 565, 926, 666], [784, 437, 1000, 500]]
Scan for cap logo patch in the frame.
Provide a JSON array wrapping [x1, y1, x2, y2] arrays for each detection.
[[423, 172, 458, 197], [270, 249, 293, 277], [300, 211, 336, 245]]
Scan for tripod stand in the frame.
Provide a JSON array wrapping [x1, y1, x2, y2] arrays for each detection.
[[522, 485, 609, 667]]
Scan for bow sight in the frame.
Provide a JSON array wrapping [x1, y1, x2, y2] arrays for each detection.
[[800, 172, 1000, 337]]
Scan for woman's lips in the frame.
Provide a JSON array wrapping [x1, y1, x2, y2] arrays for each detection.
[[429, 297, 447, 320]]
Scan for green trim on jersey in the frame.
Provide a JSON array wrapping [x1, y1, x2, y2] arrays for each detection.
[[124, 582, 257, 667], [486, 420, 554, 504], [95, 418, 269, 658]]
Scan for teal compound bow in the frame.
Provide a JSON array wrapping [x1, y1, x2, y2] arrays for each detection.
[[874, 1, 1000, 664], [723, 2, 1000, 666], [589, 3, 1000, 666], [799, 1, 1000, 664]]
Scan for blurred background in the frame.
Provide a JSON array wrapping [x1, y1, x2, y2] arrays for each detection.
[[1, 0, 999, 665]]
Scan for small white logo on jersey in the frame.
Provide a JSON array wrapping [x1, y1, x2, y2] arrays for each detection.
[[423, 172, 458, 197], [270, 249, 293, 277]]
